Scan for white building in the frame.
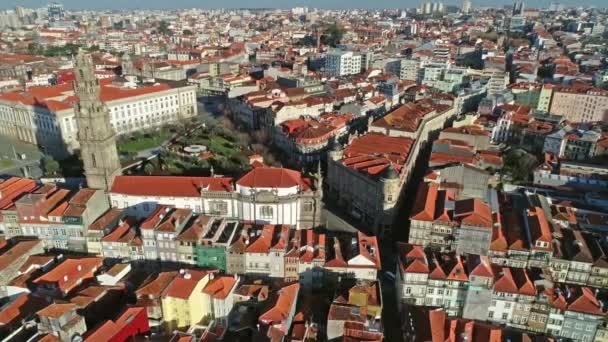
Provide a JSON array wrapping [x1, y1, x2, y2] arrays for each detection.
[[109, 167, 323, 229], [0, 76, 197, 158], [325, 50, 362, 77], [202, 274, 239, 326]]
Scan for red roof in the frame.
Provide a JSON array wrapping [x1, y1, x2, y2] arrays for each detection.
[[202, 275, 238, 300], [162, 270, 215, 300], [245, 225, 290, 254], [111, 176, 233, 197], [33, 257, 103, 294], [372, 100, 449, 133], [0, 177, 38, 210], [259, 283, 300, 325], [0, 293, 47, 325], [37, 303, 77, 319], [0, 78, 176, 111], [567, 287, 604, 315], [237, 167, 311, 190], [342, 133, 414, 176], [454, 199, 493, 229]]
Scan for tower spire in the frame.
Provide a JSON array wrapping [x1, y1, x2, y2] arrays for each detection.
[[74, 50, 122, 192]]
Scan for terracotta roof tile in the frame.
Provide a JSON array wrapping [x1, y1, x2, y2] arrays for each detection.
[[111, 176, 233, 196]]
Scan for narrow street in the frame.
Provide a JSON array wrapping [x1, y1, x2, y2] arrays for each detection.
[[378, 140, 434, 342]]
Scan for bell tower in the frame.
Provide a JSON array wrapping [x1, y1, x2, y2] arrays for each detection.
[[74, 50, 122, 191]]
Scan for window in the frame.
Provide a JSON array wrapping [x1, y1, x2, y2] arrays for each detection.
[[502, 313, 508, 320], [210, 201, 228, 215], [91, 153, 97, 167], [260, 206, 273, 219], [303, 202, 314, 212]]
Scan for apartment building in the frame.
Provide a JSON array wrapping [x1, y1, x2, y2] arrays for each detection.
[[0, 177, 38, 238], [409, 182, 495, 256], [15, 186, 109, 252], [160, 269, 216, 333], [100, 217, 144, 263], [396, 243, 607, 340], [201, 274, 239, 326], [548, 85, 608, 123], [327, 133, 412, 233], [135, 271, 178, 333], [273, 112, 353, 166], [325, 50, 363, 77], [194, 219, 240, 271]]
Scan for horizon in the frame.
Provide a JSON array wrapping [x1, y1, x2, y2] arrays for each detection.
[[3, 0, 608, 11]]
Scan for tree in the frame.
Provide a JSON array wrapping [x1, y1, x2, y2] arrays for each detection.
[[143, 162, 155, 175], [42, 156, 61, 176], [252, 130, 269, 144], [236, 132, 252, 147], [502, 149, 538, 184], [157, 21, 172, 35], [183, 29, 193, 36], [322, 23, 345, 47], [218, 117, 235, 131]]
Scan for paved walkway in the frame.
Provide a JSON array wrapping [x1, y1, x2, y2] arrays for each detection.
[[0, 135, 43, 178]]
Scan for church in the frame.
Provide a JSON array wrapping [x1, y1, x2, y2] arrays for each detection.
[[108, 166, 323, 229]]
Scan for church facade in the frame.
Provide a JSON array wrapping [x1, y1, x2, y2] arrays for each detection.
[[109, 166, 323, 229]]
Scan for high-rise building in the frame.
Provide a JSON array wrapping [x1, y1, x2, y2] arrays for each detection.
[[73, 51, 122, 191], [419, 2, 445, 15], [548, 2, 564, 11], [512, 1, 525, 15], [462, 0, 472, 14], [15, 6, 25, 18], [48, 2, 65, 19]]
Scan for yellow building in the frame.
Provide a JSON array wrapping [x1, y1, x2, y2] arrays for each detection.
[[161, 270, 215, 332], [348, 281, 382, 320]]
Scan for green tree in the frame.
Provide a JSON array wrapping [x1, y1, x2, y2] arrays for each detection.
[[158, 21, 172, 35], [502, 149, 538, 184], [42, 156, 61, 176], [143, 162, 155, 175], [322, 23, 345, 47]]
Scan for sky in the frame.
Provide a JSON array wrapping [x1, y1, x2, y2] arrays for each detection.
[[3, 0, 607, 10]]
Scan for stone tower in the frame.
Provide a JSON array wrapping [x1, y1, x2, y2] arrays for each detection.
[[121, 53, 134, 76], [74, 50, 122, 191]]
